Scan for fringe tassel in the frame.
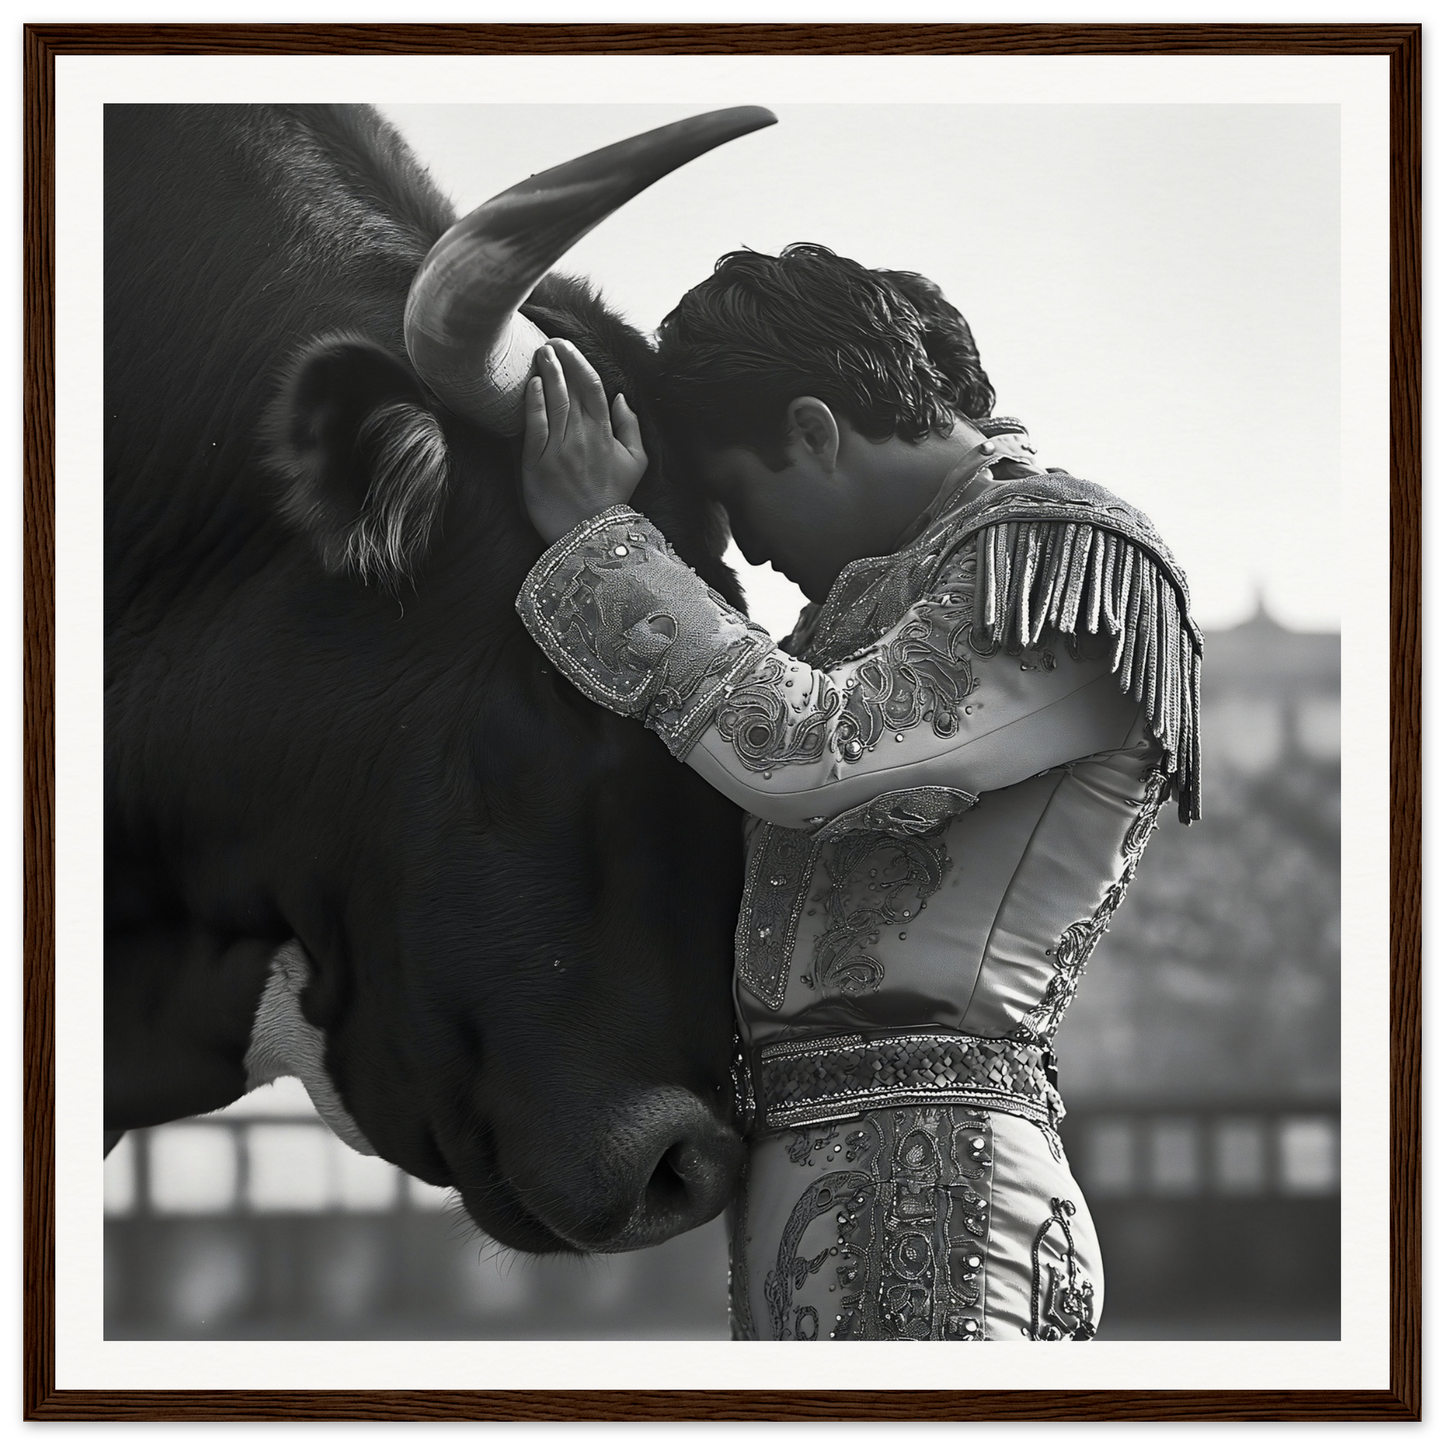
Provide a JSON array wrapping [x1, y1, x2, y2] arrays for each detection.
[[1040, 528, 1064, 641], [971, 518, 1202, 822], [1115, 542, 1135, 677], [1099, 533, 1119, 635], [1121, 549, 1143, 697], [1086, 531, 1106, 635], [980, 521, 997, 630], [1017, 524, 1041, 648], [1140, 560, 1159, 715], [1042, 522, 1074, 630], [1059, 527, 1092, 636]]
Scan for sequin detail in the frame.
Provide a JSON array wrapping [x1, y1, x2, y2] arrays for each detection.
[[1024, 1197, 1097, 1340], [716, 654, 842, 772], [515, 507, 774, 759], [735, 788, 976, 1012], [752, 1030, 1063, 1133], [803, 831, 952, 1000], [1008, 768, 1170, 1045], [832, 590, 981, 756], [736, 825, 822, 1011], [759, 1108, 994, 1340]]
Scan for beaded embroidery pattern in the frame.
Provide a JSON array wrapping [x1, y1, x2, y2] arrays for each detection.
[[736, 788, 975, 1013], [830, 581, 981, 760], [1008, 767, 1170, 1046], [515, 507, 775, 759], [756, 1106, 995, 1341], [801, 546, 1059, 766], [752, 1031, 1062, 1134], [716, 532, 1054, 776], [803, 830, 952, 999], [727, 1152, 757, 1341], [1025, 1196, 1098, 1340], [716, 655, 842, 773], [736, 825, 821, 1012]]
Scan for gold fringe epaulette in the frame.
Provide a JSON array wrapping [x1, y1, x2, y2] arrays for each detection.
[[964, 475, 1202, 823]]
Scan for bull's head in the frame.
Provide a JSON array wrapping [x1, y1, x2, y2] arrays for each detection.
[[248, 108, 774, 1253]]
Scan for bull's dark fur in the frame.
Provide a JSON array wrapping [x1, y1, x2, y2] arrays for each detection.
[[106, 104, 746, 1252]]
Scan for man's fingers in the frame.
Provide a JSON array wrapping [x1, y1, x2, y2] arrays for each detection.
[[550, 338, 611, 422], [521, 375, 549, 469], [534, 345, 570, 440], [612, 394, 647, 466]]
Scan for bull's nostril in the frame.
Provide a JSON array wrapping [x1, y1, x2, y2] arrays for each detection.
[[646, 1140, 701, 1212], [512, 1089, 742, 1252]]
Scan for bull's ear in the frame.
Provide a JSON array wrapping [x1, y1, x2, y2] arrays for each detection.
[[267, 335, 451, 587]]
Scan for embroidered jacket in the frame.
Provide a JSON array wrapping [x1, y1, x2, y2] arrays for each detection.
[[515, 417, 1200, 1113]]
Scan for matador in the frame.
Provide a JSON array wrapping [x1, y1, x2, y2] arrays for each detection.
[[515, 245, 1201, 1341]]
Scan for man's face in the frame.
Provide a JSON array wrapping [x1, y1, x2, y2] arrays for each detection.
[[695, 444, 879, 605], [692, 401, 963, 606], [694, 445, 863, 605]]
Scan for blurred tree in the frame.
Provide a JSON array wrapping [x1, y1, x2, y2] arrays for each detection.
[[1055, 607, 1340, 1104]]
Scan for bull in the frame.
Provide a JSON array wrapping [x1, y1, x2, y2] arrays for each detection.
[[104, 103, 775, 1254]]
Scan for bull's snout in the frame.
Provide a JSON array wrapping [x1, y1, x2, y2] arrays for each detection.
[[518, 1087, 743, 1253]]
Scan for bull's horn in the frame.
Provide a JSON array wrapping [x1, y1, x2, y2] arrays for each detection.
[[404, 105, 777, 435]]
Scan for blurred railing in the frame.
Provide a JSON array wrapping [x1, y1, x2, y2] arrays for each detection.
[[1067, 1105, 1339, 1200], [106, 1091, 1339, 1223], [105, 1081, 450, 1221], [104, 1077, 730, 1339], [104, 1081, 1338, 1339], [1060, 1104, 1339, 1340]]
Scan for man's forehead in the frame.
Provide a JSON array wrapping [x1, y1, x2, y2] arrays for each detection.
[[694, 445, 769, 501]]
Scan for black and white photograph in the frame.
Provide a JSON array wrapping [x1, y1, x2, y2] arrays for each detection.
[[46, 41, 1398, 1396]]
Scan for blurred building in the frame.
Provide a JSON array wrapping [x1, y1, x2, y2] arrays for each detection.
[[105, 604, 1340, 1340]]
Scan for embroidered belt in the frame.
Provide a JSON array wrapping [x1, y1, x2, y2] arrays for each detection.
[[744, 1028, 1064, 1135]]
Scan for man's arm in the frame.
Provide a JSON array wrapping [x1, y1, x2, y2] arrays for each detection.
[[513, 335, 1182, 829], [517, 504, 1142, 829]]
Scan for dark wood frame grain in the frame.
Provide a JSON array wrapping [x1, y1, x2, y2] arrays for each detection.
[[24, 22, 1420, 1422]]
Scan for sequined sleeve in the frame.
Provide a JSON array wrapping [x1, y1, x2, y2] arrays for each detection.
[[515, 506, 777, 759], [517, 506, 1142, 831]]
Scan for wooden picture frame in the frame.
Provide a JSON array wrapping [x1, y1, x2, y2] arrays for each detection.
[[23, 22, 1420, 1422]]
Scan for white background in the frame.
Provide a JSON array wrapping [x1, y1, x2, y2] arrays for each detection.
[[53, 50, 1387, 1392]]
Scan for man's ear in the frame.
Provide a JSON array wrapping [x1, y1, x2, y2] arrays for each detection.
[[266, 334, 451, 587], [783, 396, 842, 474]]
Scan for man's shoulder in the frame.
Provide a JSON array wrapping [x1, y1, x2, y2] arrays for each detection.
[[958, 467, 1201, 822], [931, 468, 1189, 614], [803, 440, 1203, 825], [944, 469, 1162, 551]]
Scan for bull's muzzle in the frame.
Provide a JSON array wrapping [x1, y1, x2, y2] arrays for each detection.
[[403, 105, 777, 435], [518, 1085, 744, 1253]]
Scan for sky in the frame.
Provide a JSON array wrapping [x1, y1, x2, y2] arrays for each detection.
[[380, 102, 1341, 639]]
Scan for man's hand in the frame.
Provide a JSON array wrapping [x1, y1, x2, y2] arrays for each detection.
[[521, 338, 649, 545]]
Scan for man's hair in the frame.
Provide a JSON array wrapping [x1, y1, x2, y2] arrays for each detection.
[[653, 243, 995, 468]]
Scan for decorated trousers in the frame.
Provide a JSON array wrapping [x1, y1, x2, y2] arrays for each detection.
[[728, 1105, 1102, 1342]]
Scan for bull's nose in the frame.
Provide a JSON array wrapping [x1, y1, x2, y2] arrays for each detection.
[[539, 1087, 743, 1254], [629, 1123, 738, 1245]]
